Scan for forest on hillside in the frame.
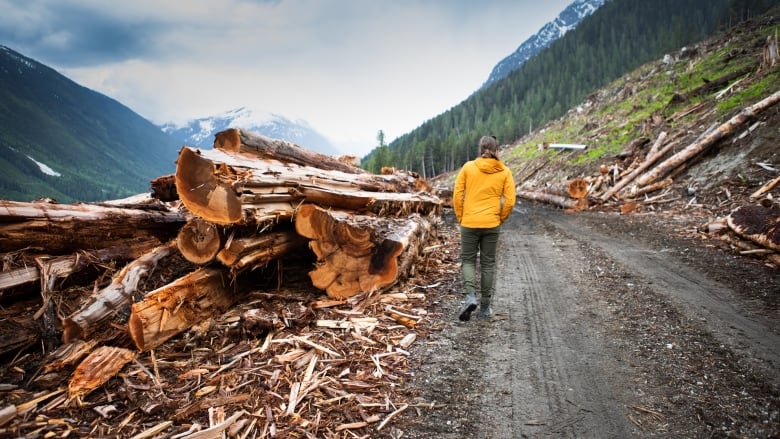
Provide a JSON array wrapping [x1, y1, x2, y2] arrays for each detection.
[[361, 0, 779, 177]]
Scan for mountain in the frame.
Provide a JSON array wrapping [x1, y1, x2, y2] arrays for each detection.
[[366, 0, 775, 176], [0, 45, 180, 203], [162, 107, 340, 156], [482, 0, 605, 88]]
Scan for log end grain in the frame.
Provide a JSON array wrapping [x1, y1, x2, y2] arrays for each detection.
[[214, 128, 242, 152], [177, 219, 222, 264], [175, 147, 242, 225]]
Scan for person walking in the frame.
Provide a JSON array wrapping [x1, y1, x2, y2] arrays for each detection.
[[452, 135, 516, 321]]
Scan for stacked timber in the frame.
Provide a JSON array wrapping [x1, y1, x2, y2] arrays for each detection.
[[0, 127, 443, 435]]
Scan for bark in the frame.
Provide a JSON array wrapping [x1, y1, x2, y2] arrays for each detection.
[[214, 128, 364, 174], [0, 301, 40, 357], [61, 241, 177, 344], [150, 174, 178, 202], [294, 204, 434, 299], [177, 218, 223, 264], [0, 200, 184, 253], [216, 227, 308, 273], [241, 308, 283, 334], [128, 267, 240, 351], [518, 190, 590, 211], [175, 147, 440, 225], [726, 204, 780, 251], [635, 90, 780, 187]]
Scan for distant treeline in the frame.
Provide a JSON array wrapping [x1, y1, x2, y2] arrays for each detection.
[[362, 0, 779, 177]]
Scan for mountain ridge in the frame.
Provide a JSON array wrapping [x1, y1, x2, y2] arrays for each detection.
[[0, 45, 181, 202], [161, 107, 340, 156], [483, 0, 606, 88]]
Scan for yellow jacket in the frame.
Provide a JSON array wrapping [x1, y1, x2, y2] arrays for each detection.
[[453, 157, 516, 228]]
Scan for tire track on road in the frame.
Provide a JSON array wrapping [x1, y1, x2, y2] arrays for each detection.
[[475, 211, 635, 438]]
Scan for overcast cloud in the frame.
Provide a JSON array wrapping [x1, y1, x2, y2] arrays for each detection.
[[0, 0, 572, 156]]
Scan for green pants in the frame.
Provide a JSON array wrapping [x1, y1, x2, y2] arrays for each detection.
[[460, 225, 500, 305]]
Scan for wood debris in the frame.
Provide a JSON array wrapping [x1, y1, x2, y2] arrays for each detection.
[[516, 81, 780, 266], [0, 128, 447, 437]]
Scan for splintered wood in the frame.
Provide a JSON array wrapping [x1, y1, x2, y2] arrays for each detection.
[[0, 128, 445, 437]]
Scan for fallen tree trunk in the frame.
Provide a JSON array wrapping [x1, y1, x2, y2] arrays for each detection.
[[599, 131, 671, 201], [214, 128, 364, 174], [128, 267, 240, 351], [635, 90, 780, 187], [294, 204, 435, 299], [518, 190, 590, 211], [61, 241, 177, 343], [175, 147, 440, 225], [0, 200, 184, 253]]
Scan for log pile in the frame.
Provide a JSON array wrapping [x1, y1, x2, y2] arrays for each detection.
[[517, 89, 780, 264], [0, 128, 445, 437]]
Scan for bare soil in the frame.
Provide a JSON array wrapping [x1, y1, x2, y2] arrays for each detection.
[[391, 205, 779, 438]]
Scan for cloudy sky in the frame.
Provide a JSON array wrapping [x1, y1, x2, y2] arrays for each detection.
[[1, 0, 572, 156]]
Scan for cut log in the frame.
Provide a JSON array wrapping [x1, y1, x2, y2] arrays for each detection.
[[635, 90, 780, 187], [216, 227, 308, 273], [518, 191, 590, 211], [214, 128, 364, 174], [129, 267, 240, 351], [175, 147, 440, 225], [177, 218, 223, 264], [68, 346, 137, 400], [599, 131, 671, 201], [294, 204, 434, 299], [0, 200, 184, 254], [61, 241, 177, 344], [726, 204, 780, 251], [544, 178, 588, 199]]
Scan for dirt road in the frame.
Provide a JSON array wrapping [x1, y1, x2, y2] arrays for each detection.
[[395, 204, 779, 438]]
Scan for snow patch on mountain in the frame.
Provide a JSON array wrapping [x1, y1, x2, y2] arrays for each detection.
[[161, 107, 340, 156], [483, 0, 606, 88]]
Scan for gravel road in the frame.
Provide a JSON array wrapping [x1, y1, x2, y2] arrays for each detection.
[[392, 204, 779, 438]]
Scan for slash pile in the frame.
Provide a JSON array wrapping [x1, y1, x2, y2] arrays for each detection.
[[0, 129, 449, 437]]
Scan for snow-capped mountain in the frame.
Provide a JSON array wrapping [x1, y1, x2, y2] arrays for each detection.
[[483, 0, 606, 88], [161, 107, 340, 156]]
